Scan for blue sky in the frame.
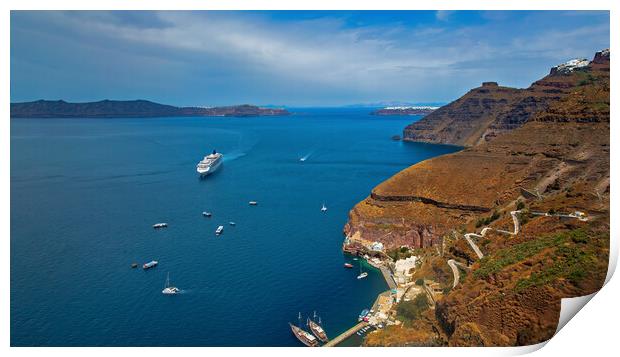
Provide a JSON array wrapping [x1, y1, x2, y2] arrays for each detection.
[[10, 10, 609, 107]]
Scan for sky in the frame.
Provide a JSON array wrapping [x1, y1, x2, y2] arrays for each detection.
[[10, 10, 610, 107]]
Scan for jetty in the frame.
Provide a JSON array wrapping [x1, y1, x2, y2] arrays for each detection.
[[322, 321, 368, 347], [323, 290, 390, 347]]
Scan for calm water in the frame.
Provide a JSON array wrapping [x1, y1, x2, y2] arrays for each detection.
[[11, 108, 459, 346]]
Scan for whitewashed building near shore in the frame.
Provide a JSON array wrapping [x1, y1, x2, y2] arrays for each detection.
[[394, 256, 418, 285], [370, 241, 384, 252]]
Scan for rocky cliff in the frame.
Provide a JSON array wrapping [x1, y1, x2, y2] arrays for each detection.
[[371, 106, 438, 116], [347, 49, 609, 346], [10, 100, 290, 118], [403, 51, 607, 146]]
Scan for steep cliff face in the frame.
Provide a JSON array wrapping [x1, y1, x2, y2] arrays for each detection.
[[403, 49, 608, 147], [347, 50, 609, 346], [402, 82, 520, 147]]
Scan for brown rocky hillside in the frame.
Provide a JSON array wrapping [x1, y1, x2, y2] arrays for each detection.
[[346, 49, 609, 346], [403, 50, 608, 146]]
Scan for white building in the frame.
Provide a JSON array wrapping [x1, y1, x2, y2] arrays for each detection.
[[370, 241, 384, 252], [394, 256, 417, 285]]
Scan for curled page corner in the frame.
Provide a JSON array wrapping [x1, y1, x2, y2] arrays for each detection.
[[508, 232, 617, 354], [555, 293, 596, 334]]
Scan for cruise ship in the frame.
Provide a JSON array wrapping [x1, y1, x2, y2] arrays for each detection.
[[196, 150, 223, 175]]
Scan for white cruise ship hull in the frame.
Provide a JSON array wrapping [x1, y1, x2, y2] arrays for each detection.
[[197, 157, 223, 175]]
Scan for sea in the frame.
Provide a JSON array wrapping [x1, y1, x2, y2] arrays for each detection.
[[10, 108, 460, 346]]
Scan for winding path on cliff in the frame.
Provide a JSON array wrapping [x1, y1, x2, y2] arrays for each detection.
[[447, 259, 470, 288], [463, 210, 522, 259], [450, 210, 522, 288], [451, 208, 588, 288]]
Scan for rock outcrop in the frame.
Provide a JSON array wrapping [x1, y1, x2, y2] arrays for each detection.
[[402, 49, 609, 147]]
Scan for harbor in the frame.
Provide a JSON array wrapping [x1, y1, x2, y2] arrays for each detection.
[[11, 110, 456, 346]]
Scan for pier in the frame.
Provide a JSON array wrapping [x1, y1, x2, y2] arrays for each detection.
[[365, 258, 397, 290], [378, 265, 396, 290], [322, 322, 368, 347], [323, 290, 391, 347]]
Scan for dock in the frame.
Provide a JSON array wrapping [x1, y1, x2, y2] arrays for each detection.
[[364, 258, 397, 290], [323, 290, 391, 347], [322, 321, 368, 347], [378, 265, 396, 290]]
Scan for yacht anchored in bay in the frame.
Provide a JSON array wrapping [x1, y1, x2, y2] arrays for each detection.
[[197, 150, 223, 176]]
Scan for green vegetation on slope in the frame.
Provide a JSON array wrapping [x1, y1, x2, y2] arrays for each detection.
[[396, 294, 430, 323], [474, 228, 608, 288]]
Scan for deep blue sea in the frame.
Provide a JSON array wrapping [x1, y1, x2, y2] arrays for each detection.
[[10, 108, 459, 346]]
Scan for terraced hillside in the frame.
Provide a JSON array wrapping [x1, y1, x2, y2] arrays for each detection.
[[346, 49, 609, 346]]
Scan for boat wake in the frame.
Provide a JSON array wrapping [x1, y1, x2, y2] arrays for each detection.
[[299, 151, 314, 162], [222, 151, 247, 162]]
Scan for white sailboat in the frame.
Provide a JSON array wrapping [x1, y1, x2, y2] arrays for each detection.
[[162, 272, 180, 295], [321, 203, 327, 212]]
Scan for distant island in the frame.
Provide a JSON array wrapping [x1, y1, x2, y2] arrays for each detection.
[[371, 106, 439, 116], [10, 99, 290, 118]]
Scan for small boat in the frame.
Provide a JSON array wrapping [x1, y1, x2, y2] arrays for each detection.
[[215, 225, 224, 235], [202, 212, 212, 217], [352, 257, 358, 261], [344, 263, 353, 268], [131, 263, 138, 269], [153, 223, 168, 229], [229, 222, 236, 226], [321, 203, 327, 212], [162, 272, 180, 295], [143, 260, 158, 270], [299, 157, 306, 162], [307, 317, 329, 343], [357, 261, 368, 279], [289, 323, 318, 347], [249, 201, 258, 206], [358, 309, 370, 322]]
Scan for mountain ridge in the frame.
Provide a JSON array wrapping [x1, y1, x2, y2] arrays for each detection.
[[10, 99, 290, 118]]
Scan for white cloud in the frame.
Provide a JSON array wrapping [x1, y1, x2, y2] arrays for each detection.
[[11, 11, 610, 105]]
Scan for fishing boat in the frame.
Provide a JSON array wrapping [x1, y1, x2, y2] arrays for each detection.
[[321, 203, 327, 212], [289, 323, 318, 347], [153, 223, 168, 229], [143, 260, 158, 270], [358, 309, 370, 322], [162, 272, 180, 295], [344, 263, 353, 268], [215, 225, 224, 235], [357, 261, 368, 279], [307, 316, 329, 343]]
